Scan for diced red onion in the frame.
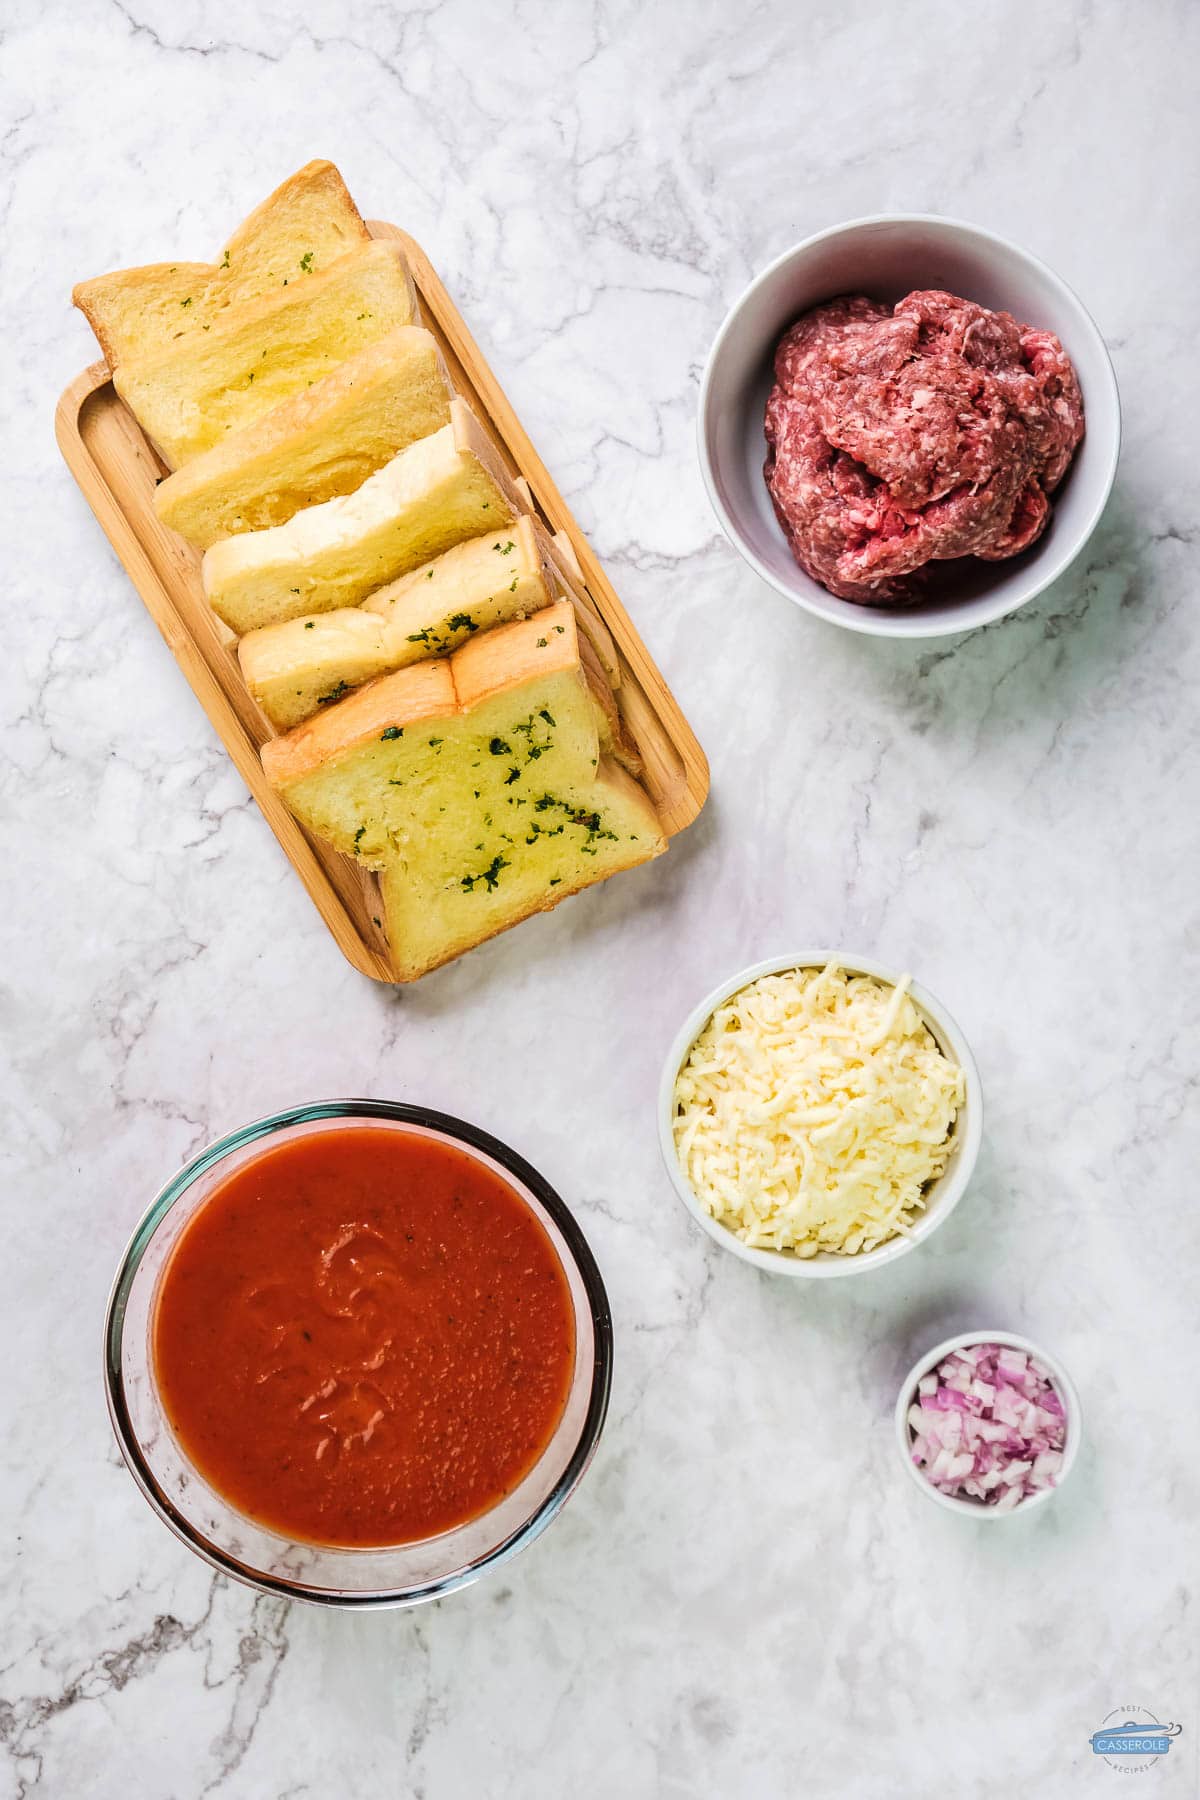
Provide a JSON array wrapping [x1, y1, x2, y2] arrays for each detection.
[[907, 1341, 1068, 1509]]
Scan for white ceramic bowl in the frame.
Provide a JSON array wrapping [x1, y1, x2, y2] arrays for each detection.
[[895, 1329, 1082, 1518], [698, 214, 1121, 638], [658, 953, 982, 1278]]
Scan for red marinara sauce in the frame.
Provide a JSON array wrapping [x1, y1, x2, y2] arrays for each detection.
[[151, 1127, 576, 1548]]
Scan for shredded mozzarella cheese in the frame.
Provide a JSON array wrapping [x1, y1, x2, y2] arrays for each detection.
[[672, 963, 965, 1257]]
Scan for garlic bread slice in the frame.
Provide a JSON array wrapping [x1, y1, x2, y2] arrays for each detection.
[[261, 604, 665, 980], [239, 517, 553, 729], [204, 399, 520, 633], [114, 241, 418, 467], [73, 159, 371, 372], [153, 327, 452, 547]]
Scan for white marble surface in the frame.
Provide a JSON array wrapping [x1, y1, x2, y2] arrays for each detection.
[[3, 1, 1199, 1794]]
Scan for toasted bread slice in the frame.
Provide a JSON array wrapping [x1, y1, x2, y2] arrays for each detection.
[[239, 516, 555, 729], [75, 261, 215, 369], [153, 327, 452, 546], [114, 241, 418, 468], [237, 514, 631, 733], [73, 160, 370, 372], [262, 604, 665, 981], [360, 515, 548, 640], [212, 158, 370, 305], [204, 398, 520, 633]]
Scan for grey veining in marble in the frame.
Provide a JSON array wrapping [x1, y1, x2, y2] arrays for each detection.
[[2, 1, 1199, 1795]]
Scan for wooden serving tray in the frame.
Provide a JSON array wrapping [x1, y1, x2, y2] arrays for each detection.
[[55, 222, 709, 983]]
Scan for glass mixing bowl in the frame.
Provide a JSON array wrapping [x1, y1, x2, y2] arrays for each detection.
[[104, 1100, 613, 1609]]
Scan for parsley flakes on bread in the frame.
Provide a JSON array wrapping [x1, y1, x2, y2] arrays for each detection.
[[74, 161, 666, 980], [238, 516, 624, 732], [262, 605, 664, 981]]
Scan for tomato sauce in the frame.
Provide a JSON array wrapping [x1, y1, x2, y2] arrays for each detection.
[[152, 1126, 576, 1548]]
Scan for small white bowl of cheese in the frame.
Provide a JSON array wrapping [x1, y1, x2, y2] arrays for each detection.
[[658, 954, 982, 1278]]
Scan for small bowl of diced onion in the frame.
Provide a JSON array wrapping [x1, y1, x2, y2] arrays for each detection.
[[658, 953, 982, 1278], [896, 1331, 1082, 1517]]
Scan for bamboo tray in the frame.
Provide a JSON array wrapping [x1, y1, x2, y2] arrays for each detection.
[[55, 221, 709, 982]]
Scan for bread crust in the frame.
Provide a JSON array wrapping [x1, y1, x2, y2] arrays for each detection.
[[72, 159, 371, 372], [202, 398, 523, 630], [220, 160, 367, 274], [75, 161, 668, 983], [261, 603, 580, 788], [114, 241, 417, 467], [450, 601, 579, 710], [153, 326, 451, 545]]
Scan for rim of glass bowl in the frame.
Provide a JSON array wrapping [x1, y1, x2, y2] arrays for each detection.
[[103, 1099, 614, 1610]]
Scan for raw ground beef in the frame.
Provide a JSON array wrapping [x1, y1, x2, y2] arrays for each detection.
[[763, 289, 1085, 603]]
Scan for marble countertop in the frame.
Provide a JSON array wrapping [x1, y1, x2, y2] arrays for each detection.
[[4, 2, 1198, 1795]]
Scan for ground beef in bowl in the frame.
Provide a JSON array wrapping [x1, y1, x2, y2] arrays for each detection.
[[763, 289, 1085, 603]]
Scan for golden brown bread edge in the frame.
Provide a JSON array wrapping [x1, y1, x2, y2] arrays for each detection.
[[260, 601, 584, 791], [71, 160, 674, 983], [260, 658, 454, 790], [152, 325, 453, 546], [72, 159, 370, 371]]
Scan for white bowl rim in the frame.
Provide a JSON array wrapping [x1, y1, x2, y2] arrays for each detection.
[[697, 211, 1122, 641], [894, 1328, 1083, 1518], [657, 951, 983, 1279]]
